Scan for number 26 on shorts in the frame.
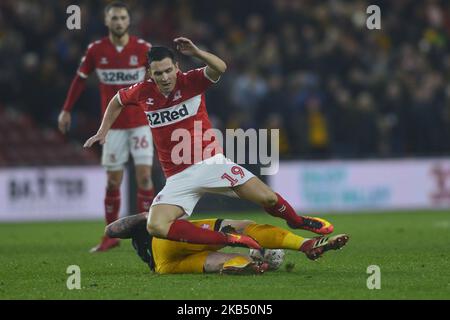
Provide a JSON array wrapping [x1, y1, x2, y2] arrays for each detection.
[[221, 166, 245, 187], [132, 135, 149, 150]]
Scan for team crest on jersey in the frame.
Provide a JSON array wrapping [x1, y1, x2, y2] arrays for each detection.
[[173, 90, 182, 101], [129, 55, 138, 66], [100, 57, 108, 64], [145, 98, 154, 105]]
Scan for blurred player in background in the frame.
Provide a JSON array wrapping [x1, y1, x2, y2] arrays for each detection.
[[84, 38, 335, 250], [105, 212, 349, 275], [58, 1, 155, 252]]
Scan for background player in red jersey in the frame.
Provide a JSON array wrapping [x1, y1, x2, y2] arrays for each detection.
[[58, 1, 155, 252], [84, 37, 334, 249]]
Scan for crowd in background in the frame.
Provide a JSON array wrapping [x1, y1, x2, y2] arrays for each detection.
[[1, 0, 450, 162]]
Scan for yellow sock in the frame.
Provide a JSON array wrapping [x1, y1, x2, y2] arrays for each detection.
[[243, 223, 305, 250]]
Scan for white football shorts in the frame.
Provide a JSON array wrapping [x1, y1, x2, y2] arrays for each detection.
[[101, 125, 154, 171], [150, 153, 255, 217]]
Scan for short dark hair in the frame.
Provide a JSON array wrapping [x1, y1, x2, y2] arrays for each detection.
[[147, 46, 176, 64], [104, 1, 130, 16]]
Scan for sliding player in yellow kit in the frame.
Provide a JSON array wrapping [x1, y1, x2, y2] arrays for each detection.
[[106, 212, 349, 274]]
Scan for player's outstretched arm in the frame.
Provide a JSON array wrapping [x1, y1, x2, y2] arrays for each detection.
[[106, 212, 148, 239], [174, 37, 226, 82], [83, 94, 123, 147]]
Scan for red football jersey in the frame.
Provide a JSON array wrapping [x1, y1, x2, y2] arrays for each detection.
[[78, 36, 151, 129], [118, 67, 222, 177]]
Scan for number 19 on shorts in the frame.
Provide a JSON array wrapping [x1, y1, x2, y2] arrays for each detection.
[[221, 166, 245, 187]]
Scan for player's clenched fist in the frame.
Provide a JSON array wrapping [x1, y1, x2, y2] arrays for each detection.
[[84, 134, 106, 147]]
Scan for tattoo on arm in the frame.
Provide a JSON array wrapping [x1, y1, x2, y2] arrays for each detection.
[[106, 213, 147, 239]]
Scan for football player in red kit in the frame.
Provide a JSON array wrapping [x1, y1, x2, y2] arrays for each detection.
[[84, 37, 334, 249], [58, 1, 155, 252]]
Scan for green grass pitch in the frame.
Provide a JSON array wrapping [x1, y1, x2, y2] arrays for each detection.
[[1, 210, 449, 299]]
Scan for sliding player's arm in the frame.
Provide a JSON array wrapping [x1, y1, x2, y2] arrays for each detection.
[[174, 37, 227, 82], [83, 95, 123, 147], [106, 212, 148, 239]]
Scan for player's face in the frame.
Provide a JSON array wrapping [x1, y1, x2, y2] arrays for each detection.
[[149, 58, 179, 95], [105, 8, 130, 38]]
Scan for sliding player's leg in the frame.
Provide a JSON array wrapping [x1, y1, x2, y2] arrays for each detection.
[[206, 252, 268, 275], [232, 176, 334, 235], [151, 218, 265, 275], [154, 248, 267, 275], [220, 219, 305, 250], [220, 219, 349, 261], [105, 216, 264, 273]]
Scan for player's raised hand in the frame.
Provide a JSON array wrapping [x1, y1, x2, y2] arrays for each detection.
[[58, 111, 71, 134], [84, 133, 106, 147], [174, 37, 200, 56]]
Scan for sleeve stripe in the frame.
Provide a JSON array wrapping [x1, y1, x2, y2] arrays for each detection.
[[203, 67, 220, 83], [116, 92, 124, 106], [77, 71, 88, 79]]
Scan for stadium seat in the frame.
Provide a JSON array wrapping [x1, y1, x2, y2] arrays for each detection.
[[0, 107, 100, 167]]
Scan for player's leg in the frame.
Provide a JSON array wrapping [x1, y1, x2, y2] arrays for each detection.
[[198, 154, 332, 235], [89, 169, 123, 252], [91, 129, 130, 252], [232, 176, 334, 235], [205, 252, 268, 275], [146, 167, 261, 249], [220, 219, 349, 261], [205, 253, 250, 273], [146, 203, 184, 238], [154, 249, 267, 275], [105, 217, 264, 274], [105, 170, 123, 225], [147, 204, 260, 248], [187, 219, 267, 274], [220, 219, 306, 251], [129, 126, 155, 212], [124, 218, 255, 274], [135, 164, 154, 212]]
